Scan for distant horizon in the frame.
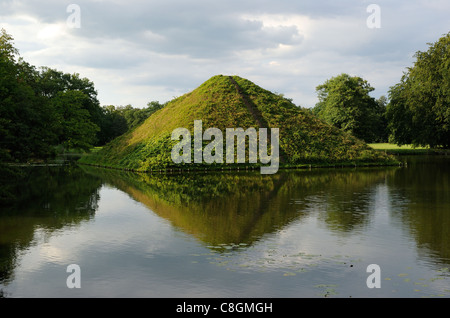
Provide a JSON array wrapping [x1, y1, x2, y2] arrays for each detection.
[[1, 1, 449, 108]]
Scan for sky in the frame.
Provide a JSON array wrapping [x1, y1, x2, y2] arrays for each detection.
[[1, 0, 449, 108]]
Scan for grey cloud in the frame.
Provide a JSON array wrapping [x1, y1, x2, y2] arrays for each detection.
[[1, 0, 448, 108], [71, 3, 304, 59], [1, 0, 341, 59]]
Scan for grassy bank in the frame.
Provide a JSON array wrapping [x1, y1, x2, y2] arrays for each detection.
[[368, 143, 433, 155]]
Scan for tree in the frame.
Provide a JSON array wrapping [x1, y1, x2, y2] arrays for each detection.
[[0, 28, 104, 161], [95, 101, 167, 145], [37, 67, 104, 143], [0, 29, 20, 159], [386, 32, 450, 148], [385, 81, 414, 145], [0, 28, 18, 60], [313, 74, 384, 142], [52, 90, 100, 151], [374, 95, 389, 142], [1, 29, 57, 160], [97, 105, 129, 145]]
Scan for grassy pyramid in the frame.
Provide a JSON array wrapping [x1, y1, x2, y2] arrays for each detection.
[[79, 75, 396, 171]]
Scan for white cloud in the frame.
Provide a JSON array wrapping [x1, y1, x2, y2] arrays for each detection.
[[1, 0, 448, 108]]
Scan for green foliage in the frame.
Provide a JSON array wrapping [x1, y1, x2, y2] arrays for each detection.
[[0, 28, 105, 163], [312, 73, 387, 143], [80, 75, 396, 171], [374, 96, 389, 142], [97, 105, 129, 145], [386, 32, 450, 148], [233, 76, 391, 165], [1, 30, 56, 161], [368, 143, 430, 155], [98, 101, 167, 145], [51, 90, 100, 151], [0, 28, 18, 61]]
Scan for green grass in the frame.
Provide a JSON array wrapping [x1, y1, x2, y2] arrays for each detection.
[[368, 143, 431, 154], [90, 146, 103, 153]]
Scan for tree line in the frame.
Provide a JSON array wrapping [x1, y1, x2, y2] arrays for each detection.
[[1, 28, 448, 169], [0, 28, 165, 164], [312, 32, 449, 148]]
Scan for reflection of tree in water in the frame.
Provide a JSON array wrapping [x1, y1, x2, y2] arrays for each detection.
[[387, 156, 450, 263], [0, 164, 103, 284], [309, 169, 395, 233], [83, 166, 393, 249]]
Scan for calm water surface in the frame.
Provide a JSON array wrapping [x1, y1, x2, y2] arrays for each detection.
[[0, 155, 449, 298]]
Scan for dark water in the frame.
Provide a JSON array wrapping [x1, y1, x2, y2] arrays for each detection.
[[0, 155, 449, 298]]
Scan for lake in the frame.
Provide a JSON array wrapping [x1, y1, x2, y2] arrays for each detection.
[[0, 155, 449, 298]]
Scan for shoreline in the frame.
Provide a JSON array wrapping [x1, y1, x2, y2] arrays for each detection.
[[7, 145, 450, 170], [77, 159, 403, 175]]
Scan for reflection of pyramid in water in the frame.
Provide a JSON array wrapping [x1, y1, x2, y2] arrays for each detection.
[[82, 166, 394, 248], [95, 169, 295, 247], [79, 75, 395, 172]]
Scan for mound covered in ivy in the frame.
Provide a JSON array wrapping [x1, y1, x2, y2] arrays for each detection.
[[79, 75, 397, 171]]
